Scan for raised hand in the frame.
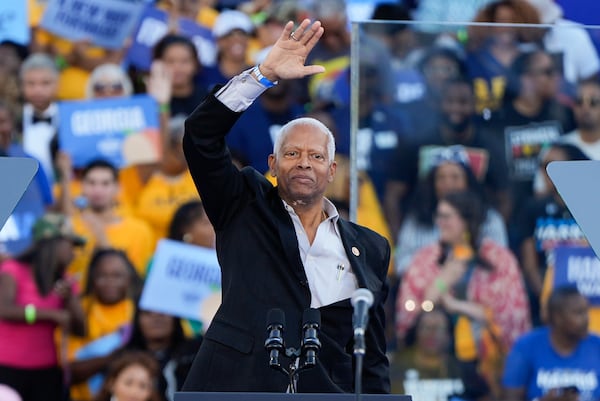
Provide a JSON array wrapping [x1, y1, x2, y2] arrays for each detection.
[[146, 60, 173, 106], [259, 19, 325, 82]]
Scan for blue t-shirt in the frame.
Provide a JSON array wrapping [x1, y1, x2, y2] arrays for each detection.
[[503, 327, 600, 401]]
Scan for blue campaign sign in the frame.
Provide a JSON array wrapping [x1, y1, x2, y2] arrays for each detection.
[[554, 246, 600, 305], [140, 239, 221, 323], [125, 5, 216, 71], [58, 95, 161, 168], [40, 0, 146, 49], [0, 3, 28, 44]]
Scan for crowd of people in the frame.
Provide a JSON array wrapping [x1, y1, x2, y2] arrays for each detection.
[[1, 0, 600, 400]]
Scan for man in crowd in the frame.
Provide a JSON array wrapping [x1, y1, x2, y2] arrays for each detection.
[[502, 286, 600, 401]]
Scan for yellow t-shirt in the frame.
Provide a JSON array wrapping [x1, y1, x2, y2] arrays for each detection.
[[69, 213, 155, 285], [67, 297, 134, 401], [118, 164, 159, 213], [134, 171, 200, 242]]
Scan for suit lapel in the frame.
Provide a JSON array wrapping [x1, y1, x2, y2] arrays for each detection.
[[337, 219, 382, 295], [268, 188, 307, 282]]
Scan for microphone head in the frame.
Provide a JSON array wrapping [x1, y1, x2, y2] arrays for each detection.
[[302, 308, 321, 327], [351, 288, 374, 308], [266, 308, 285, 327]]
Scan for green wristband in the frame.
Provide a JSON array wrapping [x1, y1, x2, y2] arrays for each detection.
[[159, 103, 170, 114], [25, 304, 37, 324], [434, 277, 448, 293]]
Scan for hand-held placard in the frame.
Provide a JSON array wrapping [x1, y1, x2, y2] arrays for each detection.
[[301, 308, 321, 367], [265, 308, 285, 369], [351, 288, 374, 356]]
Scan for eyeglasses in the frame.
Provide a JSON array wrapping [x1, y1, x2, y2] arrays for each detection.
[[93, 82, 124, 93], [527, 66, 557, 77], [574, 96, 600, 108]]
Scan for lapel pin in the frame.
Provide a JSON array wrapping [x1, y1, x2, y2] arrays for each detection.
[[352, 247, 360, 256]]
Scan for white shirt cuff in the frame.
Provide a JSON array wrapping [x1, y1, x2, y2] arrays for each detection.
[[215, 68, 269, 112]]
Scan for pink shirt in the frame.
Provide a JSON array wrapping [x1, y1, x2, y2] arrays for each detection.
[[0, 259, 65, 368]]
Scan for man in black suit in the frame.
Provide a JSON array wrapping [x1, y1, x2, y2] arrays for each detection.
[[181, 19, 390, 393]]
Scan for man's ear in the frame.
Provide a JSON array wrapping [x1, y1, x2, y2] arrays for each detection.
[[268, 154, 277, 176], [328, 160, 337, 182]]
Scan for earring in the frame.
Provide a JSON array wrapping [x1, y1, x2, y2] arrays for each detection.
[[183, 233, 193, 243]]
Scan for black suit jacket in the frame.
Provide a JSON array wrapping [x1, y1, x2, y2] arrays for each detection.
[[181, 91, 391, 393]]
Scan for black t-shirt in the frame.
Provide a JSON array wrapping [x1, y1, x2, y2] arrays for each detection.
[[170, 85, 209, 118], [515, 194, 585, 273], [481, 99, 576, 214]]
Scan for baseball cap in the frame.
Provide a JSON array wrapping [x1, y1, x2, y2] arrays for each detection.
[[213, 10, 254, 39], [32, 213, 86, 246]]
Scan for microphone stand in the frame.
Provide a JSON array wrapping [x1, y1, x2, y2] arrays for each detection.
[[354, 327, 366, 401]]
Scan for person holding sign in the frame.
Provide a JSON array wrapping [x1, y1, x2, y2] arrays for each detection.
[[181, 19, 390, 392]]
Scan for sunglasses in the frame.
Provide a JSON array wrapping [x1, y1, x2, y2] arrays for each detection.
[[574, 97, 600, 108], [93, 82, 124, 92]]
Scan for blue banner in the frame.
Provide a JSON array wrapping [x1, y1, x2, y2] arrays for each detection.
[[140, 239, 221, 322], [0, 3, 28, 44], [554, 246, 600, 305], [40, 0, 146, 49], [125, 5, 216, 71], [58, 95, 161, 168]]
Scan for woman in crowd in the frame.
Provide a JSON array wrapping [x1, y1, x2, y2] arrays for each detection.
[[93, 351, 162, 401], [165, 200, 218, 337], [396, 191, 530, 400], [152, 34, 207, 118], [68, 249, 140, 401], [199, 10, 253, 89], [390, 309, 463, 398], [85, 63, 133, 99], [395, 146, 507, 276], [167, 200, 215, 250], [466, 0, 542, 115], [0, 213, 86, 401], [125, 305, 202, 401]]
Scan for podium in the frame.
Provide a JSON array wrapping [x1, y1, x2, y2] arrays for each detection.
[[175, 393, 411, 401]]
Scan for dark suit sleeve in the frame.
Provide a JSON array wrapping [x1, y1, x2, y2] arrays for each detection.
[[363, 238, 391, 393], [183, 92, 249, 229]]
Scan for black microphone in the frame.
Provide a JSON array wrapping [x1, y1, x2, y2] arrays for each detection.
[[265, 308, 285, 369], [301, 308, 321, 367], [351, 288, 374, 356]]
